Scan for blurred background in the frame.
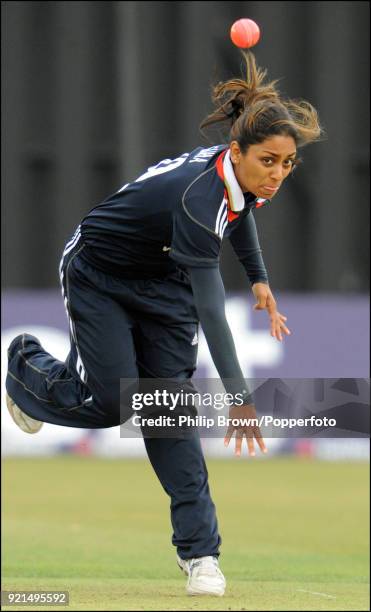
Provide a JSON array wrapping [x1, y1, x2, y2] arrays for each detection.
[[2, 1, 369, 459]]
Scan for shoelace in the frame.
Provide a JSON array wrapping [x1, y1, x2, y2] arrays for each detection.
[[189, 556, 222, 578]]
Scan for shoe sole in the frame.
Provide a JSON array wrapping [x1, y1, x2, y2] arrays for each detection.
[[187, 587, 225, 597], [6, 393, 43, 434], [186, 579, 225, 597]]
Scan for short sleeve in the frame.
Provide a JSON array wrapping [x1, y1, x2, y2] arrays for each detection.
[[169, 197, 222, 268]]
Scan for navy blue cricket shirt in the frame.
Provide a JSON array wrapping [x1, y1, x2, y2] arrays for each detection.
[[80, 145, 269, 284], [79, 144, 271, 402]]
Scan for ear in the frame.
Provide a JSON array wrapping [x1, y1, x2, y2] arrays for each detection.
[[230, 141, 241, 163]]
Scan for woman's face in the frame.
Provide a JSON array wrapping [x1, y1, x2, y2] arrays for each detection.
[[230, 135, 297, 199]]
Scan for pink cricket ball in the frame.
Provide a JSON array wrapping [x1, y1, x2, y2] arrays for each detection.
[[230, 18, 261, 49]]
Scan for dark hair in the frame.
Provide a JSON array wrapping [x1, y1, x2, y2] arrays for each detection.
[[200, 50, 324, 154]]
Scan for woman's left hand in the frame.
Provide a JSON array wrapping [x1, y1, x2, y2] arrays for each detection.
[[252, 283, 291, 342]]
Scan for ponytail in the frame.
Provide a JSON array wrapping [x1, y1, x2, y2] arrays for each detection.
[[200, 50, 324, 150]]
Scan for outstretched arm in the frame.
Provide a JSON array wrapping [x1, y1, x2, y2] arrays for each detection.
[[188, 265, 267, 457]]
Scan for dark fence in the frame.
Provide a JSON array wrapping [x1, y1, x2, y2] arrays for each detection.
[[2, 1, 369, 291]]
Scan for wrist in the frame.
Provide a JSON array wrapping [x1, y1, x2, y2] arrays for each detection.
[[240, 389, 254, 405], [252, 280, 269, 287]]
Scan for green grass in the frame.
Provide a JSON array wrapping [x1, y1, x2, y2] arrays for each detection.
[[1, 456, 370, 610]]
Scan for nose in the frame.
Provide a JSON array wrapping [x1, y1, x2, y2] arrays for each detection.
[[269, 164, 285, 181]]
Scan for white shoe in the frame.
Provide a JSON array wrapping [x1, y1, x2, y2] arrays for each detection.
[[177, 554, 226, 596], [6, 393, 43, 434]]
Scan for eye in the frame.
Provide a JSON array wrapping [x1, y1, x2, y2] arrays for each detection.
[[262, 157, 297, 167]]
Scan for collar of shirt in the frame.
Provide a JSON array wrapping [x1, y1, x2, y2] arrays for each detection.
[[216, 148, 270, 213]]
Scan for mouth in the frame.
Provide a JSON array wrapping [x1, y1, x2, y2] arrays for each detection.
[[261, 185, 279, 193]]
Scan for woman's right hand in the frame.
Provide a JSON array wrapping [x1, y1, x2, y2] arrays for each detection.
[[223, 403, 268, 457]]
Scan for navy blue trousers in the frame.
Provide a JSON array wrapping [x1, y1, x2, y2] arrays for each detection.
[[6, 230, 221, 559]]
